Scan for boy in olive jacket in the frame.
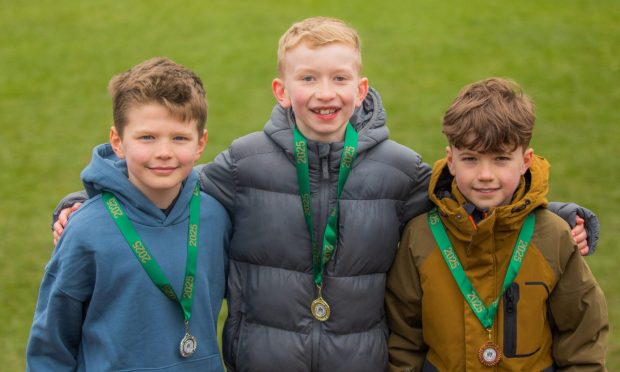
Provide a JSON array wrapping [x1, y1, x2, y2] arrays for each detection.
[[386, 78, 608, 371]]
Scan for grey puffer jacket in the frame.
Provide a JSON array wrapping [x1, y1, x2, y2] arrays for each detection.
[[199, 88, 433, 372]]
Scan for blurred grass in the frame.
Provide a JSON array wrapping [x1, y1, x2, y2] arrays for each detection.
[[1, 0, 618, 369]]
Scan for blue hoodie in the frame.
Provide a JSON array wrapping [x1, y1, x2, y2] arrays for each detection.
[[27, 144, 231, 371]]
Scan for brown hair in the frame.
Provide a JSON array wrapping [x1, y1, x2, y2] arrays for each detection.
[[277, 16, 362, 75], [108, 57, 207, 136], [442, 77, 535, 153]]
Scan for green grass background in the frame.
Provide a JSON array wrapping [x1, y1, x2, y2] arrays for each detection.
[[2, 0, 618, 369]]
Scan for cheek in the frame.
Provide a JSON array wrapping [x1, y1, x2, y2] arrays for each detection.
[[179, 147, 201, 164], [123, 145, 151, 165], [290, 91, 308, 108]]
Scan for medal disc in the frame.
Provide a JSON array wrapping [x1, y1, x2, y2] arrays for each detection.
[[478, 342, 501, 366], [311, 297, 330, 321], [179, 333, 197, 357]]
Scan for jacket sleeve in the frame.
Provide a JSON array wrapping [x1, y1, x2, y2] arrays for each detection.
[[51, 191, 88, 230], [26, 236, 93, 371], [386, 222, 427, 371], [548, 202, 600, 255], [548, 241, 608, 370], [400, 159, 433, 226], [196, 149, 236, 215]]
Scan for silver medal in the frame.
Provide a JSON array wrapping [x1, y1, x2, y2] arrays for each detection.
[[179, 333, 197, 357]]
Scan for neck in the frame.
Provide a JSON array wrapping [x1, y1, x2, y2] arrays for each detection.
[[149, 186, 182, 209]]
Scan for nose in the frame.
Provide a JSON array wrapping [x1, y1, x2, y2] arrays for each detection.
[[477, 161, 494, 181], [315, 79, 336, 101], [155, 139, 173, 159]]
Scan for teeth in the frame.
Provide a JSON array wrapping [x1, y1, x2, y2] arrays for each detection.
[[318, 109, 336, 115]]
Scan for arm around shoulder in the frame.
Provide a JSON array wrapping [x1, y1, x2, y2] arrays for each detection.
[[548, 202, 600, 255], [52, 190, 88, 229]]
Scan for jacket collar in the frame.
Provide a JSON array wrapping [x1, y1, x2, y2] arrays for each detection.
[[428, 154, 550, 239]]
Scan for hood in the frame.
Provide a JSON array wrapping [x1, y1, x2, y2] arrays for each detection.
[[80, 143, 199, 225], [428, 154, 550, 238], [264, 87, 389, 155]]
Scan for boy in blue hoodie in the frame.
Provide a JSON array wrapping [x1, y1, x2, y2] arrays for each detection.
[[27, 57, 231, 371]]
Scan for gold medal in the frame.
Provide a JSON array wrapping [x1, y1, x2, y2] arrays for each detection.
[[478, 341, 501, 367], [311, 296, 330, 321], [180, 332, 197, 357]]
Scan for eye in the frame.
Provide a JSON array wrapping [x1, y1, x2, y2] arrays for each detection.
[[462, 156, 477, 162], [334, 75, 347, 82], [173, 136, 190, 141], [302, 75, 314, 82], [139, 135, 155, 140], [496, 156, 511, 161]]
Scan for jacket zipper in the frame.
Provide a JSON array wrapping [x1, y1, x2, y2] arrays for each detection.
[[311, 151, 331, 371], [503, 282, 519, 357]]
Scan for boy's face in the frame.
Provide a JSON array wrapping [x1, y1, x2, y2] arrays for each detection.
[[110, 103, 207, 208], [446, 145, 533, 210], [272, 42, 369, 142]]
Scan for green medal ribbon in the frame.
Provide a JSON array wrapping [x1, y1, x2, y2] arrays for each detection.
[[428, 208, 535, 329], [294, 122, 358, 287], [102, 183, 201, 322]]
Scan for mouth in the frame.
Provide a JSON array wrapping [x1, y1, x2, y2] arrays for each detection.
[[311, 107, 339, 116], [473, 187, 500, 194], [149, 166, 178, 175]]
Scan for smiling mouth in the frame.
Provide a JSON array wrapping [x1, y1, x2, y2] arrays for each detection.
[[474, 188, 499, 193], [149, 166, 178, 173], [312, 108, 339, 115]]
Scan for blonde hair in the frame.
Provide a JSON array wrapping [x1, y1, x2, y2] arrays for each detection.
[[443, 77, 535, 153], [277, 16, 362, 74], [108, 57, 207, 137]]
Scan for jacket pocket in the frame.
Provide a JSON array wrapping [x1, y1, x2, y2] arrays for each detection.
[[503, 281, 548, 358], [503, 282, 520, 357]]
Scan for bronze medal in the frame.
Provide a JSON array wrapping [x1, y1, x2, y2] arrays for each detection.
[[179, 332, 197, 357], [478, 341, 501, 367], [311, 297, 330, 321]]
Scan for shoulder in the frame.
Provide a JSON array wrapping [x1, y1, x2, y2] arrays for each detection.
[[401, 212, 436, 261], [51, 196, 111, 270], [533, 208, 573, 242], [200, 192, 232, 226], [63, 195, 111, 238], [360, 139, 430, 182], [200, 192, 228, 216], [532, 208, 578, 274], [228, 131, 282, 161]]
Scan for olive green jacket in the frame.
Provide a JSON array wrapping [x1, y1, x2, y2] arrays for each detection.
[[386, 155, 608, 371]]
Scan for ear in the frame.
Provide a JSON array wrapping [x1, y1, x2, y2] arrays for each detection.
[[446, 146, 456, 176], [355, 77, 369, 107], [521, 148, 534, 174], [194, 129, 208, 161], [109, 126, 125, 159], [272, 78, 291, 108]]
